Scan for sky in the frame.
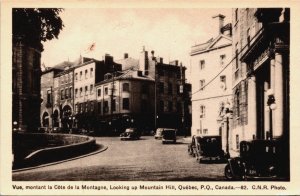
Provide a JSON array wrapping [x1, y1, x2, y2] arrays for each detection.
[[41, 8, 232, 79]]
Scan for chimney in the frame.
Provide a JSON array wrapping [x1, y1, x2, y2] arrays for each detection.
[[124, 53, 128, 59], [160, 57, 163, 63], [212, 14, 225, 35]]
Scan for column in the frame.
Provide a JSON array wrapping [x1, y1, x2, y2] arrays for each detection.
[[273, 52, 283, 138], [264, 82, 270, 139], [248, 76, 257, 140]]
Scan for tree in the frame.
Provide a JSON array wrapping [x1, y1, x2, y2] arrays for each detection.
[[13, 8, 64, 50]]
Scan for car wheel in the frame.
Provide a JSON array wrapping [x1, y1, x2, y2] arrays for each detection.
[[224, 164, 234, 180]]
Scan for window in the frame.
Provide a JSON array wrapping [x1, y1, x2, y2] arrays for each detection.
[[200, 105, 205, 118], [90, 84, 94, 94], [168, 83, 172, 95], [123, 83, 129, 92], [97, 89, 101, 97], [97, 102, 101, 114], [75, 88, 78, 98], [65, 89, 68, 99], [220, 54, 226, 66], [85, 86, 88, 95], [123, 98, 129, 110], [112, 99, 116, 111], [104, 87, 108, 95], [85, 69, 88, 79], [159, 82, 164, 93], [47, 90, 51, 104], [247, 28, 251, 44], [104, 101, 109, 113], [236, 134, 239, 149], [80, 71, 82, 80], [69, 87, 72, 98], [159, 100, 164, 112], [220, 76, 226, 90], [168, 101, 173, 112], [80, 87, 83, 97], [199, 60, 205, 70], [61, 89, 64, 100], [75, 73, 78, 81], [200, 80, 205, 90], [90, 68, 93, 77], [203, 129, 208, 135]]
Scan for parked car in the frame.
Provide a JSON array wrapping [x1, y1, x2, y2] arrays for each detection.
[[161, 128, 177, 144], [195, 135, 226, 163], [120, 128, 141, 140], [154, 128, 164, 139], [188, 135, 201, 157], [224, 139, 288, 180]]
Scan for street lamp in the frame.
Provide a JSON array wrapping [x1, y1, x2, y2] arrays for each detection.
[[13, 121, 18, 132], [266, 89, 276, 140], [224, 103, 233, 158]]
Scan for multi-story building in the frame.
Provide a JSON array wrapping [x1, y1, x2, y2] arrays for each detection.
[[190, 14, 233, 151], [73, 55, 121, 130], [232, 8, 290, 154], [94, 69, 155, 135], [13, 37, 42, 132]]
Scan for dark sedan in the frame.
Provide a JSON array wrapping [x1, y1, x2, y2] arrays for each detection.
[[120, 128, 141, 140]]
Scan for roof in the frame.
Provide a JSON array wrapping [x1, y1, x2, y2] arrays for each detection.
[[190, 33, 232, 56], [95, 69, 154, 86]]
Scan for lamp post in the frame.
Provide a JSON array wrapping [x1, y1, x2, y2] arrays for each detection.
[[224, 103, 233, 158], [266, 89, 276, 140]]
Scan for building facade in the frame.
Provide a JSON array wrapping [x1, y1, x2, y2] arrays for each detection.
[[231, 8, 290, 153], [13, 37, 42, 132], [190, 14, 233, 151], [94, 70, 155, 135]]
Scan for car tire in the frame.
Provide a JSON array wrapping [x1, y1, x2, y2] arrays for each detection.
[[224, 164, 234, 180]]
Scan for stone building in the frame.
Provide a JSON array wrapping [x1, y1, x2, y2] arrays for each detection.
[[190, 14, 233, 152], [232, 8, 289, 153], [118, 49, 192, 135], [12, 37, 42, 132], [94, 69, 155, 135]]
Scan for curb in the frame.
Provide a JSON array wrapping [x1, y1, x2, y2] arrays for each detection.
[[12, 144, 108, 173]]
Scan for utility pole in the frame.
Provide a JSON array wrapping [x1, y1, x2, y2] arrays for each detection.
[[180, 62, 185, 137], [51, 86, 54, 129], [110, 64, 115, 133]]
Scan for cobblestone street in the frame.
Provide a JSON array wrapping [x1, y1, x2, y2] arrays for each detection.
[[13, 136, 226, 181]]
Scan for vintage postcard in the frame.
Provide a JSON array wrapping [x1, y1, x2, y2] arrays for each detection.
[[1, 0, 300, 195]]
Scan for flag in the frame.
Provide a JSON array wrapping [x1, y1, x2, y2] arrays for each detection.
[[85, 42, 96, 53]]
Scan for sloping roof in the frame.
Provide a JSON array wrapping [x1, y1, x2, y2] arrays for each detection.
[[191, 34, 232, 56], [95, 69, 154, 86]]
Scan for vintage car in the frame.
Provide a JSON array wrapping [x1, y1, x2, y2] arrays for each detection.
[[161, 128, 177, 144], [224, 139, 288, 180], [195, 135, 226, 163], [120, 128, 141, 140], [188, 135, 201, 157]]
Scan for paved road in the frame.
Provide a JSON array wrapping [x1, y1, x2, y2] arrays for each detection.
[[13, 136, 226, 181]]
